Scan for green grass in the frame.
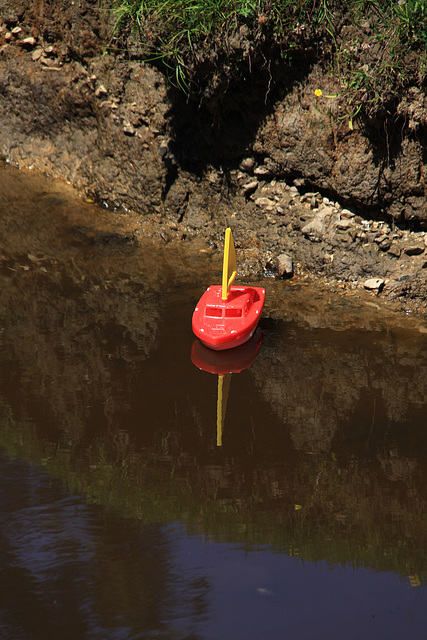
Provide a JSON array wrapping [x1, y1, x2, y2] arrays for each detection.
[[110, 0, 427, 120], [107, 0, 427, 123], [108, 0, 337, 89]]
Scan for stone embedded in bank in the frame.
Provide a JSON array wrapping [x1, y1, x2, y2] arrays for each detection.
[[388, 243, 401, 258], [288, 186, 300, 197], [242, 181, 258, 196], [31, 47, 43, 61], [302, 210, 329, 241], [95, 84, 108, 98], [336, 218, 353, 230], [404, 243, 424, 256], [123, 122, 135, 136], [239, 157, 256, 174], [374, 234, 392, 251], [340, 209, 355, 218], [274, 253, 293, 278], [364, 278, 385, 291], [254, 197, 276, 210], [20, 36, 36, 48]]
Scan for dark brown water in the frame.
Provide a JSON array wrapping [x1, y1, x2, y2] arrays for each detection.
[[1, 161, 427, 639]]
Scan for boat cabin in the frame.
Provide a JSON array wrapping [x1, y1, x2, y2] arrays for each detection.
[[204, 289, 256, 320]]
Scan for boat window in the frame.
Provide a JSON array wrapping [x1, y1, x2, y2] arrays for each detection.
[[225, 308, 242, 318], [205, 306, 223, 317]]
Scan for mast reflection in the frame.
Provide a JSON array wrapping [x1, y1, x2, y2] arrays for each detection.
[[191, 329, 263, 445]]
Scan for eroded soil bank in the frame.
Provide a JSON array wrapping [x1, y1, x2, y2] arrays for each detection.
[[2, 0, 427, 314]]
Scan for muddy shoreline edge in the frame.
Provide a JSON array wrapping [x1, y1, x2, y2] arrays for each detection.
[[2, 1, 427, 316]]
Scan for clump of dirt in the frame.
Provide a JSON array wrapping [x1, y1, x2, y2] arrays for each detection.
[[1, 0, 427, 315]]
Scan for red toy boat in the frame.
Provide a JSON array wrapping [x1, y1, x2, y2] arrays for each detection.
[[192, 228, 266, 350]]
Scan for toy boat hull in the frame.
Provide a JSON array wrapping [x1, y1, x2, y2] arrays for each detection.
[[192, 284, 265, 351]]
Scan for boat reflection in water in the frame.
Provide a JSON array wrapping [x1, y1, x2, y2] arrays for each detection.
[[191, 329, 263, 445]]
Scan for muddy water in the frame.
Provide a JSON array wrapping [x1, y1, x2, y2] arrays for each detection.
[[1, 161, 427, 639]]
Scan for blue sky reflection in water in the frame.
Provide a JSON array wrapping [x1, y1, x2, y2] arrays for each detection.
[[172, 533, 427, 640], [2, 162, 427, 638], [0, 453, 427, 640]]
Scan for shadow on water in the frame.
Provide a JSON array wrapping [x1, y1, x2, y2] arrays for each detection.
[[2, 162, 427, 638]]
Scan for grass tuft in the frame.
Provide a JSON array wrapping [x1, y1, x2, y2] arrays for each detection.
[[108, 0, 427, 123]]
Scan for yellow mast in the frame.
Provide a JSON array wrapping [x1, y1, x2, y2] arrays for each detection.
[[221, 227, 237, 300]]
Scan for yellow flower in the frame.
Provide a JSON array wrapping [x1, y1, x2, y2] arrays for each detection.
[[314, 89, 323, 97]]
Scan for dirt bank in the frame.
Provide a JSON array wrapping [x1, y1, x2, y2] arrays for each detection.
[[1, 0, 427, 313]]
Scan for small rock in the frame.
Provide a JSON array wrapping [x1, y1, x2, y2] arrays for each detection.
[[374, 234, 392, 251], [123, 122, 135, 136], [254, 197, 276, 209], [11, 26, 22, 35], [254, 166, 271, 178], [20, 36, 36, 47], [40, 57, 56, 67], [374, 234, 388, 244], [341, 209, 355, 218], [336, 219, 352, 230], [388, 243, 401, 258], [319, 205, 336, 217], [242, 180, 258, 196], [293, 178, 305, 187], [288, 186, 299, 197], [95, 84, 108, 97], [404, 244, 424, 256], [364, 278, 384, 292], [274, 253, 293, 278], [378, 237, 392, 252], [31, 47, 43, 61], [300, 191, 317, 203], [301, 192, 322, 210], [302, 211, 326, 240], [158, 141, 169, 157], [312, 195, 324, 210], [239, 157, 256, 173]]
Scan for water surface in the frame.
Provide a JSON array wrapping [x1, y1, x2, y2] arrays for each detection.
[[1, 162, 427, 639]]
